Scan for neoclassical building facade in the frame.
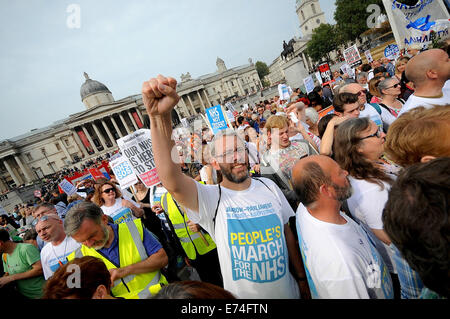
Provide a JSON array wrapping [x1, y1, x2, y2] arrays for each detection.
[[174, 57, 262, 118], [0, 58, 261, 192]]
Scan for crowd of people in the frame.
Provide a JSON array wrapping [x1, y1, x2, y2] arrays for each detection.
[[0, 45, 449, 300]]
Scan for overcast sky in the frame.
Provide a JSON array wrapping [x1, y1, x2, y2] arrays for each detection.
[[0, 0, 336, 140]]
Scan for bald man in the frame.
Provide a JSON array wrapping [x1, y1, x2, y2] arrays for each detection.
[[398, 49, 450, 117], [291, 155, 394, 299]]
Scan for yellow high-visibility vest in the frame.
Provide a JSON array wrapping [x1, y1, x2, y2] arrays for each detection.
[[67, 219, 167, 299], [161, 192, 216, 260]]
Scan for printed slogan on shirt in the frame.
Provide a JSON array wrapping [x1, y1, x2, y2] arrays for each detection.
[[227, 207, 286, 283]]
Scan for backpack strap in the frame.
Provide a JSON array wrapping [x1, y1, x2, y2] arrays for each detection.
[[212, 184, 222, 229], [369, 103, 382, 115]]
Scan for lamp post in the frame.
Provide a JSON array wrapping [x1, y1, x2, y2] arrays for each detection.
[[42, 149, 56, 174]]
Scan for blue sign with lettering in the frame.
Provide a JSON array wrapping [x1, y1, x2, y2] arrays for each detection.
[[206, 105, 228, 135], [384, 44, 400, 60]]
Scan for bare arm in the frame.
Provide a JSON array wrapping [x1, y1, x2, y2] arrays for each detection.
[[319, 116, 349, 156], [371, 228, 392, 245], [0, 261, 43, 287], [142, 75, 199, 212]]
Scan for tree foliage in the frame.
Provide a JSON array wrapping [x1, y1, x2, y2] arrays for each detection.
[[306, 23, 338, 63], [255, 61, 270, 80], [334, 0, 384, 44]]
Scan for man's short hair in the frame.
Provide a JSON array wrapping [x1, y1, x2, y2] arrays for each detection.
[[63, 202, 104, 237], [292, 161, 331, 206], [208, 128, 245, 158], [361, 64, 372, 72], [332, 92, 359, 113], [373, 66, 387, 75], [0, 229, 10, 242], [357, 72, 368, 81], [265, 115, 289, 133], [382, 157, 450, 298], [384, 106, 450, 167], [35, 203, 55, 212]]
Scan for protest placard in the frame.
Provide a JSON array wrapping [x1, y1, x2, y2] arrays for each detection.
[[384, 44, 400, 60], [382, 0, 449, 49], [205, 105, 229, 135], [225, 102, 235, 112], [278, 84, 291, 100], [343, 44, 362, 68], [109, 154, 139, 189], [58, 178, 78, 196], [364, 50, 374, 63], [318, 62, 332, 84], [117, 129, 160, 188], [303, 75, 315, 94], [315, 71, 323, 85], [88, 168, 106, 181]]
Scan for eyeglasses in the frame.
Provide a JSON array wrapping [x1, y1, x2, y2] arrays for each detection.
[[356, 90, 366, 96], [386, 83, 400, 89], [359, 128, 382, 140], [102, 188, 115, 194], [216, 146, 246, 159]]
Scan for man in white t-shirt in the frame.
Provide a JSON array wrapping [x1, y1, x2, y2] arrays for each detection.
[[142, 75, 308, 299], [340, 83, 396, 131], [35, 214, 80, 279], [291, 155, 393, 299], [398, 49, 450, 117]]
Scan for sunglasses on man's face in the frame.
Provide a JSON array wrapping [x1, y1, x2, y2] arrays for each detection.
[[102, 188, 115, 194]]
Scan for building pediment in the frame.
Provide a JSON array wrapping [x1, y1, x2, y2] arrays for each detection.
[[65, 95, 140, 125]]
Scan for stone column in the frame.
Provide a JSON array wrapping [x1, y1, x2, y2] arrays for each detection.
[[186, 94, 196, 114], [72, 129, 89, 157], [3, 159, 21, 186], [202, 90, 212, 108], [92, 122, 108, 150], [58, 139, 72, 162], [13, 155, 32, 183], [119, 113, 132, 134], [110, 116, 124, 138], [196, 91, 206, 112], [236, 78, 245, 96], [101, 119, 117, 146], [179, 97, 190, 116], [81, 125, 97, 153], [127, 110, 139, 131]]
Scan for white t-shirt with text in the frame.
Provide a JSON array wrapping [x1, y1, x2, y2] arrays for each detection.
[[101, 198, 135, 224], [296, 204, 393, 299], [40, 236, 81, 279], [186, 178, 300, 299], [347, 177, 396, 273]]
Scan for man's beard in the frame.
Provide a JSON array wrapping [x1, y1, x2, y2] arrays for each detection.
[[331, 181, 353, 202], [219, 163, 249, 184], [92, 225, 110, 250]]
